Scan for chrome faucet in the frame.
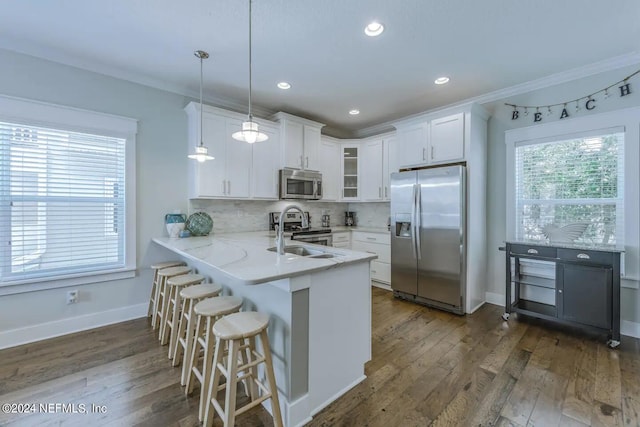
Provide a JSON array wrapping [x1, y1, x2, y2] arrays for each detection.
[[276, 204, 309, 255]]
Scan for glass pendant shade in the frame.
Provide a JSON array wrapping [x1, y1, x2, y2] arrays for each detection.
[[234, 0, 268, 143], [189, 50, 214, 162], [188, 145, 214, 162], [232, 120, 268, 144]]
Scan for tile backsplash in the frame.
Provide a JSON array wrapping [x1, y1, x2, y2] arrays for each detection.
[[187, 200, 391, 233]]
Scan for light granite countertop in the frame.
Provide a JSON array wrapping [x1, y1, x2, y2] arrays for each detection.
[[152, 231, 377, 285]]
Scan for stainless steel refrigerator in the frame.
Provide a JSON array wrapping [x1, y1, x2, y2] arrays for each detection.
[[390, 165, 466, 314]]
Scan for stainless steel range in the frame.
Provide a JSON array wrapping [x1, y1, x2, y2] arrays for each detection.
[[269, 212, 333, 246]]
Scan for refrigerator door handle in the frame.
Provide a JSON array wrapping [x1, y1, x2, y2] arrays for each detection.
[[410, 184, 418, 260], [414, 183, 422, 260]]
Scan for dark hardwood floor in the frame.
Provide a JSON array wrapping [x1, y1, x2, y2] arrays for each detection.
[[1, 287, 638, 426]]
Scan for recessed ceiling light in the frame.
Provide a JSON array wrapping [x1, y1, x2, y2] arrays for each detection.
[[364, 22, 384, 37], [277, 82, 291, 90], [349, 109, 360, 115], [434, 76, 450, 85]]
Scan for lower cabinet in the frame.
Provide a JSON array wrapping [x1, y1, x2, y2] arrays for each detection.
[[332, 231, 350, 249], [557, 263, 612, 330], [351, 231, 390, 284]]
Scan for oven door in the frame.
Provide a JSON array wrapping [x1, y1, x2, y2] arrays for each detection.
[[292, 234, 333, 246]]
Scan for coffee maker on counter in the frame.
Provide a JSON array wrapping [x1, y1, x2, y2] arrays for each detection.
[[345, 211, 356, 226]]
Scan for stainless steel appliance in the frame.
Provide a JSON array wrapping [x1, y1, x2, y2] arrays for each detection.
[[390, 165, 466, 314], [269, 212, 333, 246], [344, 211, 356, 226], [279, 168, 322, 200]]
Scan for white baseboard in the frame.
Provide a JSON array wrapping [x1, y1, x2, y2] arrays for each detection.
[[622, 320, 640, 339], [310, 374, 367, 417], [484, 292, 640, 339], [0, 303, 148, 350], [485, 292, 504, 307], [371, 281, 392, 291]]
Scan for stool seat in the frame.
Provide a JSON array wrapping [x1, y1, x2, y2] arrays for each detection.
[[151, 260, 185, 270], [212, 311, 269, 340], [168, 273, 205, 287], [158, 265, 192, 277], [194, 296, 244, 318], [181, 283, 223, 300]]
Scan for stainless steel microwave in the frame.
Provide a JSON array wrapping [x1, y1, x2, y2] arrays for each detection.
[[279, 168, 322, 200]]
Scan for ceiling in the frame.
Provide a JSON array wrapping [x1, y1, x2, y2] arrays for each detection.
[[1, 0, 639, 136]]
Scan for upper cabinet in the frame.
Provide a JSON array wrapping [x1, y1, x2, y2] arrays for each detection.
[[318, 136, 340, 201], [185, 102, 280, 200], [341, 144, 360, 200], [361, 138, 383, 201], [430, 113, 464, 163], [383, 137, 397, 201], [272, 112, 324, 170], [395, 110, 470, 169]]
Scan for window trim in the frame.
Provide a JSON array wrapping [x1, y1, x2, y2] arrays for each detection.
[[0, 94, 137, 295], [505, 106, 640, 286]]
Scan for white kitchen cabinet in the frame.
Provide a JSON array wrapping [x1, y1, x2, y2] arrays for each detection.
[[186, 102, 278, 200], [341, 144, 360, 200], [361, 138, 384, 201], [351, 231, 391, 285], [395, 112, 465, 169], [318, 137, 340, 201], [429, 113, 464, 163], [272, 112, 324, 170], [383, 136, 397, 201], [252, 124, 281, 199], [396, 122, 428, 169], [332, 231, 351, 248]]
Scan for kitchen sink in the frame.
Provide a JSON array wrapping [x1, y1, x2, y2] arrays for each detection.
[[267, 245, 324, 256]]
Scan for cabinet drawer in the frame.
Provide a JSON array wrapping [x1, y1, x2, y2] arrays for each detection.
[[509, 244, 556, 258], [332, 232, 350, 243], [352, 241, 390, 263], [371, 261, 390, 283], [352, 231, 390, 245], [557, 248, 614, 265], [333, 242, 350, 249]]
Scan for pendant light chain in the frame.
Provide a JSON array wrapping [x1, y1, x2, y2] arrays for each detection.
[[199, 51, 204, 146], [248, 0, 253, 120]]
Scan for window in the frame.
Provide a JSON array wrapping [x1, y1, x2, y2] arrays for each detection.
[[0, 95, 136, 291], [514, 129, 624, 246]]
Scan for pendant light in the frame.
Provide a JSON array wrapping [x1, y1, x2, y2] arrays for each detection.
[[232, 0, 268, 144], [188, 50, 215, 162]]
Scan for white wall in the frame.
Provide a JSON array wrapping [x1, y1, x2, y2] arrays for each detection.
[[0, 49, 191, 346], [483, 63, 640, 325]]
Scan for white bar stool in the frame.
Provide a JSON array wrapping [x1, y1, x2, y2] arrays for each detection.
[[174, 282, 223, 385], [156, 265, 191, 341], [186, 296, 243, 421], [149, 261, 185, 328], [204, 311, 283, 427], [162, 273, 206, 359]]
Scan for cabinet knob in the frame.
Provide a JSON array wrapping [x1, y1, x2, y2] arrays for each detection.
[[558, 289, 563, 293], [527, 248, 538, 254], [577, 253, 590, 260]]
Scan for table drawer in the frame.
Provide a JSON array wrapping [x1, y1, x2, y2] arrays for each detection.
[[509, 244, 556, 258], [557, 248, 614, 265]]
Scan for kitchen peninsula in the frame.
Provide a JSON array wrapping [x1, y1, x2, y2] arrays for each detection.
[[152, 232, 376, 427]]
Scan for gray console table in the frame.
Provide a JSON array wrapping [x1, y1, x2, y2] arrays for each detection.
[[502, 241, 622, 348]]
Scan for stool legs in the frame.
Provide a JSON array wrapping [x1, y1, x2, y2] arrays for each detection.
[[260, 330, 284, 427], [151, 274, 165, 330], [204, 331, 283, 427], [147, 269, 159, 318]]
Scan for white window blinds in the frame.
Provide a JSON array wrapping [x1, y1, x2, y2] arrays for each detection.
[[0, 121, 126, 283], [514, 130, 625, 246]]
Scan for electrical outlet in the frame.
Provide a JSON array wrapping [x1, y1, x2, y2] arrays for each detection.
[[67, 290, 78, 305]]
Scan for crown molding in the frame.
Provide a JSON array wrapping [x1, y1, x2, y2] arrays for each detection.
[[355, 51, 640, 138]]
